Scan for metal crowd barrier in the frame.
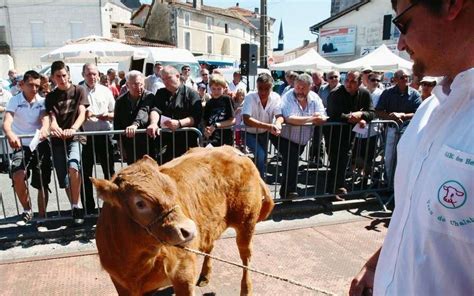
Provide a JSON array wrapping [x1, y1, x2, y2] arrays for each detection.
[[0, 121, 401, 224], [202, 120, 400, 209], [0, 128, 203, 223]]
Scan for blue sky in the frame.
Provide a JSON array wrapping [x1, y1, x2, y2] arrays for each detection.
[[140, 0, 331, 51]]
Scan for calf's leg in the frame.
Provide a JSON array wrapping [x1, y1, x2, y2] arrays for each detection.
[[236, 224, 255, 296], [197, 243, 215, 287]]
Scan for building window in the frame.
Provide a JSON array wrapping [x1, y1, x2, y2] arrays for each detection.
[[0, 26, 7, 43], [70, 22, 83, 40], [222, 38, 230, 55], [206, 17, 213, 30], [207, 35, 213, 54], [184, 12, 190, 27], [184, 31, 191, 51], [382, 14, 392, 40], [225, 23, 229, 34], [30, 21, 45, 47]]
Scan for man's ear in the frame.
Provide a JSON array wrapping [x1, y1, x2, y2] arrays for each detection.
[[91, 177, 122, 208], [445, 0, 464, 21]]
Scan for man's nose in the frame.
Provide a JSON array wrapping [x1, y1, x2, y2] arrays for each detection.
[[397, 34, 407, 52]]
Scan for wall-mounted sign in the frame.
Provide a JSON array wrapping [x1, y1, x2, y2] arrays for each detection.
[[319, 27, 356, 57]]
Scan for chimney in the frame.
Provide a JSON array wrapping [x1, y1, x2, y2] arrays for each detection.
[[193, 0, 201, 9], [303, 40, 310, 47], [254, 7, 259, 14]]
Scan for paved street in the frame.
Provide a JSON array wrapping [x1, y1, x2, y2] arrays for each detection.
[[0, 207, 390, 295]]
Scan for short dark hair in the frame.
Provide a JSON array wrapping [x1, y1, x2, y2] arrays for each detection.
[[107, 68, 116, 75], [51, 61, 67, 76], [23, 70, 41, 82], [391, 0, 444, 15]]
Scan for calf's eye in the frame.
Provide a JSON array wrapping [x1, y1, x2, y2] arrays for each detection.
[[136, 200, 146, 209]]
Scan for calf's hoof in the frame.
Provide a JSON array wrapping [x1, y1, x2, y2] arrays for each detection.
[[197, 275, 210, 287]]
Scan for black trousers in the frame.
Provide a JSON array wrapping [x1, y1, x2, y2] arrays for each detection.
[[81, 134, 115, 213], [120, 134, 153, 165], [270, 136, 306, 198], [155, 131, 199, 165], [325, 125, 353, 192]]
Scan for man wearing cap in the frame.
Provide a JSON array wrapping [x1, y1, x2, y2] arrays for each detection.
[[376, 69, 421, 181], [144, 62, 165, 94], [350, 1, 473, 295], [419, 76, 436, 100], [360, 66, 373, 89]]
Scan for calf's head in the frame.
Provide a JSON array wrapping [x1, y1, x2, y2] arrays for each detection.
[[92, 155, 196, 246]]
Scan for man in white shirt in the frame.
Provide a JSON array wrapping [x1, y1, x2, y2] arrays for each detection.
[[242, 73, 284, 178], [2, 70, 52, 227], [228, 71, 246, 94], [276, 73, 326, 199], [144, 62, 165, 94], [80, 63, 115, 215], [180, 64, 197, 90], [350, 1, 474, 295]]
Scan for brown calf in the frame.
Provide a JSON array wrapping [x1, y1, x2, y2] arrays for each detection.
[[92, 146, 274, 296]]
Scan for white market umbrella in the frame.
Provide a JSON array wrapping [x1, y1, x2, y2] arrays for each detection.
[[40, 35, 148, 63], [270, 48, 336, 72], [336, 44, 413, 72]]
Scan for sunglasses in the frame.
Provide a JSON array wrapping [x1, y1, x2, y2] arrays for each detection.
[[392, 2, 419, 35], [328, 76, 339, 80], [370, 78, 381, 83], [421, 82, 435, 87], [183, 68, 191, 71]]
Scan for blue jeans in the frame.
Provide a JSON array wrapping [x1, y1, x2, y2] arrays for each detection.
[[52, 140, 81, 189], [245, 132, 269, 178]]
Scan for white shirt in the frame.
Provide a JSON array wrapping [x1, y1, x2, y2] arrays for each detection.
[[374, 68, 474, 295], [182, 77, 197, 90], [82, 84, 115, 131], [280, 90, 326, 145], [144, 74, 165, 94], [6, 92, 46, 146], [242, 91, 282, 134], [228, 80, 246, 93], [369, 87, 383, 108], [0, 88, 12, 107]]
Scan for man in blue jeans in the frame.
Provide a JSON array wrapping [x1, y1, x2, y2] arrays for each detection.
[[242, 73, 283, 179], [46, 61, 89, 226]]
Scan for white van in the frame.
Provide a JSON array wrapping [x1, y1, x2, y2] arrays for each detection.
[[120, 47, 200, 81]]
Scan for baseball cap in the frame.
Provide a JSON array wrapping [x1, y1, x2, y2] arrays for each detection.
[[361, 65, 373, 73], [420, 76, 437, 83]]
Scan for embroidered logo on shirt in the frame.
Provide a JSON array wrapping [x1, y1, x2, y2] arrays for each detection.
[[437, 180, 467, 209]]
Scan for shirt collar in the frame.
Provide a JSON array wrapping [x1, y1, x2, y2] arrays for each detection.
[[20, 92, 41, 104], [434, 67, 474, 103]]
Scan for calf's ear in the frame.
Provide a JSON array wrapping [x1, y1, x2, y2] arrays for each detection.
[[91, 177, 122, 208]]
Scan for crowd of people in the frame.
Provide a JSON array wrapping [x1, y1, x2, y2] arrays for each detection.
[[0, 57, 436, 228]]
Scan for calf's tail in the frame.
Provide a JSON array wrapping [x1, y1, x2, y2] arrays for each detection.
[[257, 178, 275, 222]]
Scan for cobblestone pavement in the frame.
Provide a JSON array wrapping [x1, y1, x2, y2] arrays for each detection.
[[0, 209, 390, 296]]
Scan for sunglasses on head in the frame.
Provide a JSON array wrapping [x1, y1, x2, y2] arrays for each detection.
[[392, 1, 419, 35]]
